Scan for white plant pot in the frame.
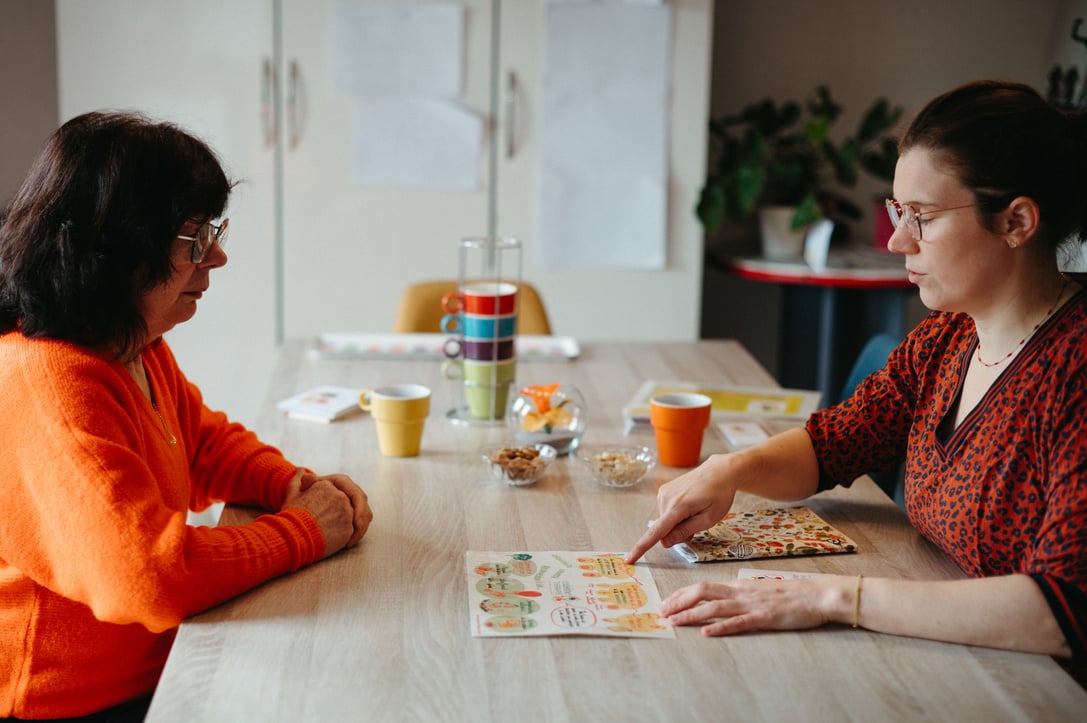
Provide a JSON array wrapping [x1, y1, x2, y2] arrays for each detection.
[[758, 206, 807, 260]]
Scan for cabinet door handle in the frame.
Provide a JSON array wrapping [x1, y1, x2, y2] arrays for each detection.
[[287, 60, 302, 149], [261, 58, 276, 148], [505, 70, 518, 159]]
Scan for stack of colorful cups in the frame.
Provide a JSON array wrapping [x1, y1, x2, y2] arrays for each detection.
[[440, 282, 518, 419]]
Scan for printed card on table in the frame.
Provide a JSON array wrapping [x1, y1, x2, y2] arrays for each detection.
[[275, 385, 363, 423], [672, 506, 858, 563], [467, 551, 674, 638]]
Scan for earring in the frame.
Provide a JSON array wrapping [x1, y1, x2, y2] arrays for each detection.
[[1007, 238, 1018, 248]]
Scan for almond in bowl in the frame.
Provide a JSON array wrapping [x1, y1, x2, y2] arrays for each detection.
[[481, 444, 558, 486], [579, 446, 657, 488]]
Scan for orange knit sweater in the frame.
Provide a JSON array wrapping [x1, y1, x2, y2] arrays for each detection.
[[0, 334, 326, 719]]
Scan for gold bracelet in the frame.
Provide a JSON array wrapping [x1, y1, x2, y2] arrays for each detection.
[[852, 573, 864, 629]]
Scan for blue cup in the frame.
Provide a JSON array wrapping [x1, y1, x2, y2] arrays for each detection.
[[441, 312, 517, 338]]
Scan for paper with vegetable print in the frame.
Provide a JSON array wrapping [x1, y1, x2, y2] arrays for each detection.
[[467, 551, 674, 638], [672, 506, 858, 563]]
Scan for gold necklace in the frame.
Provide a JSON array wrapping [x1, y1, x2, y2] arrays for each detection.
[[125, 355, 177, 445], [976, 277, 1071, 368], [126, 354, 177, 445], [151, 399, 178, 446]]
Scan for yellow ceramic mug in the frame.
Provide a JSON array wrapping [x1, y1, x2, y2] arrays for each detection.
[[358, 384, 431, 457]]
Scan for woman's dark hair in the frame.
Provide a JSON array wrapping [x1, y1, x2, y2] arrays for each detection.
[[0, 111, 232, 356], [900, 80, 1087, 252]]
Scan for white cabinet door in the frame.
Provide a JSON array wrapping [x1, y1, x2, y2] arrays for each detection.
[[278, 0, 711, 342], [56, 0, 277, 426], [278, 0, 495, 338], [494, 0, 712, 341]]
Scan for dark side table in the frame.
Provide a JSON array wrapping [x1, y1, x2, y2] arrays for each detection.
[[727, 249, 913, 405]]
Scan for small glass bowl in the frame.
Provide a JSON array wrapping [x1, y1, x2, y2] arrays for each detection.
[[578, 446, 657, 488], [480, 443, 558, 487], [506, 383, 588, 456]]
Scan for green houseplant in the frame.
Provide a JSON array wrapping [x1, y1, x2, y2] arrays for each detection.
[[696, 86, 903, 236]]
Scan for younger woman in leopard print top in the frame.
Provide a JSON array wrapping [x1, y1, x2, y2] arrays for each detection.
[[627, 81, 1087, 681]]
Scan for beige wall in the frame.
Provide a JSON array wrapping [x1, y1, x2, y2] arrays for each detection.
[[0, 0, 58, 207]]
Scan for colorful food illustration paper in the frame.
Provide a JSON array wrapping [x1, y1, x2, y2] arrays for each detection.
[[467, 551, 674, 638], [672, 506, 858, 563]]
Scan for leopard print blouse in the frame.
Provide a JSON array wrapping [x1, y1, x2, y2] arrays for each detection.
[[807, 288, 1087, 664]]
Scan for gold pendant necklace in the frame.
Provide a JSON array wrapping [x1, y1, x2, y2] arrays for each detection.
[[123, 355, 177, 445], [151, 399, 178, 446], [976, 276, 1071, 368]]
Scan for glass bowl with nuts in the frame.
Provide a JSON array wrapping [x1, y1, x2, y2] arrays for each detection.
[[480, 443, 558, 486], [578, 446, 657, 488]]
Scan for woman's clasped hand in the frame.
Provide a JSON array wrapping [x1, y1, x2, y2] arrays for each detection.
[[285, 470, 373, 557]]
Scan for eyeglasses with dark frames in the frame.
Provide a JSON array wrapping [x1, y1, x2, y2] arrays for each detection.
[[884, 199, 977, 242], [176, 218, 229, 263]]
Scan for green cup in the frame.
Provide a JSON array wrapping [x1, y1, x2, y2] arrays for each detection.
[[464, 380, 512, 419], [441, 358, 517, 384]]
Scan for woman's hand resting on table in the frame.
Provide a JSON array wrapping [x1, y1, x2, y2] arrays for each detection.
[[661, 577, 853, 636], [283, 469, 373, 558]]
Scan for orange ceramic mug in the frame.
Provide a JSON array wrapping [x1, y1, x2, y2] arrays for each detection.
[[649, 392, 712, 467]]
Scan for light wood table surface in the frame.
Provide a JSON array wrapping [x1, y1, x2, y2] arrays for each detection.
[[147, 340, 1087, 722]]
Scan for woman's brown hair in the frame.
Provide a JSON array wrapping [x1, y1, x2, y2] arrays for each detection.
[[0, 111, 232, 356], [900, 80, 1087, 253]]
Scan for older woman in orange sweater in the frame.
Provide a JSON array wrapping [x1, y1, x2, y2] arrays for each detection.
[[0, 112, 372, 721]]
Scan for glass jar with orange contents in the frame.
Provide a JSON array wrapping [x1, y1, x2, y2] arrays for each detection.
[[506, 383, 588, 456]]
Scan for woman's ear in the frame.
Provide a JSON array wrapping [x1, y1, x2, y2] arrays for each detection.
[[1003, 196, 1040, 248]]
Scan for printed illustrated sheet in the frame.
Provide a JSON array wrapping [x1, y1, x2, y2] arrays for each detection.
[[310, 333, 580, 361], [467, 551, 675, 638]]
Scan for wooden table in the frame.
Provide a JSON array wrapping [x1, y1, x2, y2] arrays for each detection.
[[146, 340, 1086, 722]]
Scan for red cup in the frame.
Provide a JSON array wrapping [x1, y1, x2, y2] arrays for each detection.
[[441, 282, 518, 316], [649, 393, 712, 467]]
